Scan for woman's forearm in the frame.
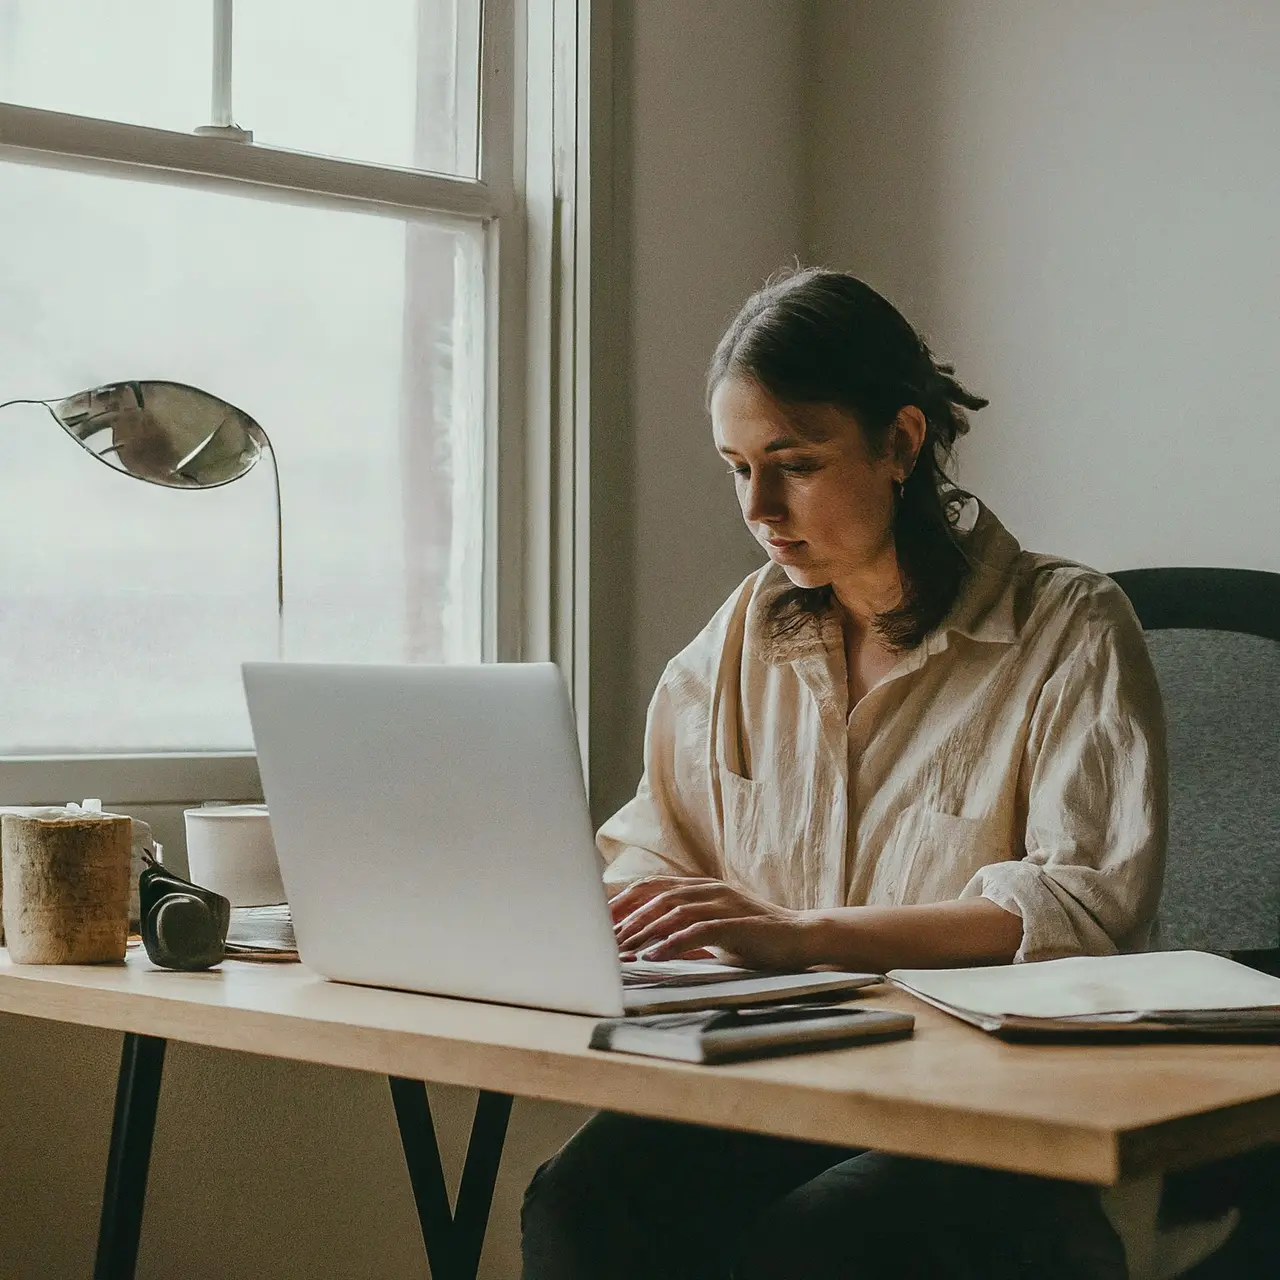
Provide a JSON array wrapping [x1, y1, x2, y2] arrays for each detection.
[[800, 897, 1024, 971]]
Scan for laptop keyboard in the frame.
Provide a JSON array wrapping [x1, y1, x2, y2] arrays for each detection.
[[621, 959, 756, 988]]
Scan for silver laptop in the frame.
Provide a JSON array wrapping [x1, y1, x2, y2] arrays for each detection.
[[242, 661, 878, 1017]]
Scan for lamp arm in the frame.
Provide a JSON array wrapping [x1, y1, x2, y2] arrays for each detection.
[[259, 430, 285, 661]]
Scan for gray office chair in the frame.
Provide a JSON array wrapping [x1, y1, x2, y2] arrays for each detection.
[[1106, 566, 1280, 1280], [1109, 567, 1280, 962]]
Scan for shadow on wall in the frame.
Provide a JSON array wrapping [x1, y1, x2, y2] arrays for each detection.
[[588, 0, 639, 829]]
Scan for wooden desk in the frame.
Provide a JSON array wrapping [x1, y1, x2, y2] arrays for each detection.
[[4, 953, 1280, 1279]]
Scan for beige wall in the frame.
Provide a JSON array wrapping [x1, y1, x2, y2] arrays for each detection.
[[808, 0, 1280, 575], [0, 4, 809, 1278]]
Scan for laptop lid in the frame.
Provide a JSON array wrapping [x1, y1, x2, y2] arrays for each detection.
[[242, 661, 626, 1017]]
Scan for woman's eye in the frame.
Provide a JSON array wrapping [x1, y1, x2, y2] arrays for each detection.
[[725, 460, 819, 478]]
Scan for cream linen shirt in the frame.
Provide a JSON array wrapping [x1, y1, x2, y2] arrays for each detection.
[[598, 502, 1167, 962]]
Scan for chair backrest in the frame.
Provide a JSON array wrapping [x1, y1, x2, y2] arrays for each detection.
[[1109, 568, 1280, 955]]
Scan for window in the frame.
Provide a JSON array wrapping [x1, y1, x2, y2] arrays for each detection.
[[0, 1, 482, 175], [0, 0, 586, 781]]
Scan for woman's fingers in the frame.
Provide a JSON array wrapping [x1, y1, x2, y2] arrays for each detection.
[[638, 918, 741, 962], [607, 876, 715, 923], [608, 878, 788, 964], [615, 893, 718, 951], [639, 916, 807, 969], [616, 900, 725, 954], [618, 944, 714, 961], [607, 880, 664, 923], [612, 881, 729, 941]]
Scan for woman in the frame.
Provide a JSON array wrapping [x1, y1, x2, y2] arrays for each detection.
[[521, 269, 1166, 1279]]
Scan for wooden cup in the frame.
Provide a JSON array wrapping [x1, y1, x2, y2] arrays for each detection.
[[1, 811, 132, 963]]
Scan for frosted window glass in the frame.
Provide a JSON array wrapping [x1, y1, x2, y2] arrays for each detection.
[[0, 1, 481, 176], [0, 0, 210, 133], [235, 0, 481, 176], [0, 161, 485, 753]]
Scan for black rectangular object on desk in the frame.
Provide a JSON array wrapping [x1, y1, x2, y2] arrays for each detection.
[[590, 1003, 914, 1064]]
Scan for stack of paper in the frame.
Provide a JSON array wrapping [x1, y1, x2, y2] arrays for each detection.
[[888, 951, 1280, 1040], [224, 903, 298, 962]]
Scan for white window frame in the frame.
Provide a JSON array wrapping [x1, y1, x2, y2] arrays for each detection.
[[0, 0, 594, 810]]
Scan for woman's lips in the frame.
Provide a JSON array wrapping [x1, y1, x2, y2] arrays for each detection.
[[765, 538, 807, 559]]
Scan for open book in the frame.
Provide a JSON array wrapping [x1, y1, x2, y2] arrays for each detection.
[[888, 950, 1280, 1040]]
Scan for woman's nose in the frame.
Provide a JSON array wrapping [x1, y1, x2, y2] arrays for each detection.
[[743, 475, 784, 524]]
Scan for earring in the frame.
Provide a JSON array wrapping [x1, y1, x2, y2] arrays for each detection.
[[895, 478, 906, 504]]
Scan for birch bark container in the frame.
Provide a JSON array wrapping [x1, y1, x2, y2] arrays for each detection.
[[1, 810, 132, 963]]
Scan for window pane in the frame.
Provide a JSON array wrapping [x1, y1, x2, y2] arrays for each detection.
[[235, 0, 481, 176], [0, 1, 210, 134], [0, 161, 486, 754], [0, 1, 482, 178]]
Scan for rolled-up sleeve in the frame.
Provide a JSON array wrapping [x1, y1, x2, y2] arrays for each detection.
[[963, 594, 1168, 962], [597, 668, 718, 892]]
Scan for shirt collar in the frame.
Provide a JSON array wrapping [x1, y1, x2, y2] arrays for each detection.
[[934, 500, 1021, 647], [753, 498, 1022, 669]]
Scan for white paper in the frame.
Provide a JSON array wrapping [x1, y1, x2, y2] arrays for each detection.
[[888, 950, 1280, 1019]]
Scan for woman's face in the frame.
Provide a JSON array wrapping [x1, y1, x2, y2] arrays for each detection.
[[710, 375, 908, 590]]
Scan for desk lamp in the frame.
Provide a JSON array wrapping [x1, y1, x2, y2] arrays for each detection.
[[1, 380, 283, 969]]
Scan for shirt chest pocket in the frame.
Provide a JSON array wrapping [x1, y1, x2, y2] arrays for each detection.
[[718, 767, 803, 905], [896, 807, 1012, 906]]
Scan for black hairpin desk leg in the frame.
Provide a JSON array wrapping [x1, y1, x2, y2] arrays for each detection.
[[453, 1090, 514, 1279], [389, 1078, 513, 1280], [95, 1033, 167, 1280]]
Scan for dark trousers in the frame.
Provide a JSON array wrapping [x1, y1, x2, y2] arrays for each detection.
[[520, 1112, 1128, 1280]]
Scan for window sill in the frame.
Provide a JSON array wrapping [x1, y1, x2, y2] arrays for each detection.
[[0, 753, 261, 807]]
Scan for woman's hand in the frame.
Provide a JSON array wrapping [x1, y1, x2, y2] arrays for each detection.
[[609, 876, 817, 970]]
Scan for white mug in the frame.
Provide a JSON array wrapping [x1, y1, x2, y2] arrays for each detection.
[[184, 803, 285, 907]]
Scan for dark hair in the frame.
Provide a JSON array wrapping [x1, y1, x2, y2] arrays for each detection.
[[707, 267, 988, 650]]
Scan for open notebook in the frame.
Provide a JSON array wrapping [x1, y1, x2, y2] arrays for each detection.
[[889, 950, 1280, 1040]]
